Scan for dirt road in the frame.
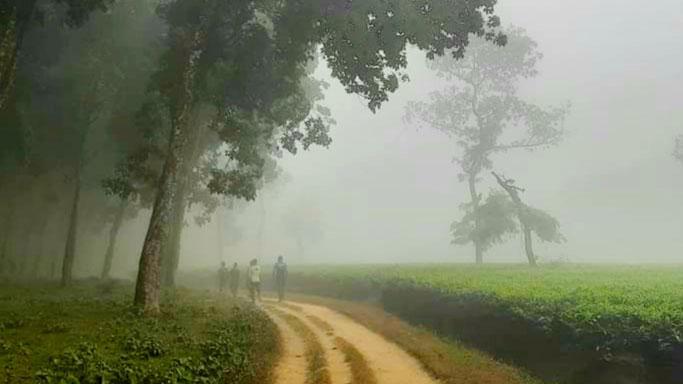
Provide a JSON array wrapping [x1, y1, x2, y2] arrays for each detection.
[[265, 300, 439, 384]]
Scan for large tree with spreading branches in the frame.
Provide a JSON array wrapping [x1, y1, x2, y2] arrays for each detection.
[[128, 0, 507, 313], [406, 26, 568, 264]]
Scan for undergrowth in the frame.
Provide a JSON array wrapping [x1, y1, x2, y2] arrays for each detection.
[[0, 281, 278, 384]]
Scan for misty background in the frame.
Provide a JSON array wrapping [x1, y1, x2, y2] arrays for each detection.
[[83, 0, 683, 278]]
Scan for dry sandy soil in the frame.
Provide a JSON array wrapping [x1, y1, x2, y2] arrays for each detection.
[[265, 300, 439, 384]]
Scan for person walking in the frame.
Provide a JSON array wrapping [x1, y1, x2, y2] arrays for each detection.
[[273, 255, 288, 302], [218, 261, 229, 293], [247, 259, 261, 303], [229, 262, 240, 297]]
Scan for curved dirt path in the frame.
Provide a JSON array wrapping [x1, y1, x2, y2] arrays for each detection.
[[268, 312, 308, 384], [266, 300, 439, 384]]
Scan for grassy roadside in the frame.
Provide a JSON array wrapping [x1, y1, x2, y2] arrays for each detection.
[[0, 281, 279, 384], [286, 293, 542, 384]]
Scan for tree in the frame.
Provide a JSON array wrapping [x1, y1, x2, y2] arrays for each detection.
[[0, 0, 113, 112], [451, 190, 518, 253], [675, 136, 682, 164], [492, 172, 563, 265], [6, 0, 163, 285], [406, 26, 568, 264], [129, 0, 506, 313]]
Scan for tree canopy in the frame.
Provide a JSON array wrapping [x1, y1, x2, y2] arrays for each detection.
[[406, 26, 568, 264], [0, 0, 508, 312]]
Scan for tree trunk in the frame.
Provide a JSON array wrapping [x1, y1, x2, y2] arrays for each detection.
[[134, 30, 203, 313], [0, 0, 37, 112], [160, 103, 206, 289], [61, 173, 82, 286], [134, 121, 186, 312], [491, 172, 537, 267], [161, 191, 186, 288], [216, 208, 224, 263], [0, 198, 16, 274], [257, 196, 266, 259], [467, 172, 484, 264], [522, 223, 536, 266], [0, 9, 19, 112], [50, 259, 56, 280], [101, 198, 128, 280]]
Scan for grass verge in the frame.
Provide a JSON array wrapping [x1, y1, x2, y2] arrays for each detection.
[[0, 281, 279, 384]]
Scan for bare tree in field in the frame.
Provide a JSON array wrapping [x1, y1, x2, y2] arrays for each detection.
[[406, 26, 568, 264]]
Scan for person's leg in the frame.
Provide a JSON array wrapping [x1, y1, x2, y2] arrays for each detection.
[[249, 282, 255, 303], [277, 281, 284, 302], [256, 282, 262, 301], [281, 282, 286, 301]]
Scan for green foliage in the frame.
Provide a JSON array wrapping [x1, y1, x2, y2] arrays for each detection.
[[42, 321, 69, 334], [452, 188, 564, 247], [407, 26, 568, 173], [519, 205, 564, 243], [451, 191, 518, 251], [0, 283, 279, 384], [405, 26, 568, 262], [289, 264, 683, 356]]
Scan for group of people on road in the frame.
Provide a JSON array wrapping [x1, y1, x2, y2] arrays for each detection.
[[218, 255, 288, 303]]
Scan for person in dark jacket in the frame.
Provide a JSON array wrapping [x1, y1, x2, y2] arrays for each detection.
[[272, 255, 288, 302], [229, 262, 240, 297], [218, 262, 229, 293]]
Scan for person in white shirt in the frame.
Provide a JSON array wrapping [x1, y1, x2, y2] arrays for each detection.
[[247, 258, 261, 303]]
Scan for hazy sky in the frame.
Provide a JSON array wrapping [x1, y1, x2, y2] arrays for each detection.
[[214, 0, 683, 266], [100, 0, 683, 276]]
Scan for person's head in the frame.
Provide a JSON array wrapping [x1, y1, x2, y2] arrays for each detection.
[[277, 255, 283, 262], [221, 261, 226, 267]]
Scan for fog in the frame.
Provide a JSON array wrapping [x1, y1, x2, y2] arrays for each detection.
[[8, 0, 681, 280], [93, 0, 676, 273]]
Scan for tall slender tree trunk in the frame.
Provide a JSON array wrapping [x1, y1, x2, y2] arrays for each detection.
[[161, 190, 186, 288], [0, 9, 19, 112], [61, 172, 82, 286], [0, 199, 16, 274], [522, 223, 536, 266], [492, 172, 537, 267], [160, 103, 207, 289], [0, 0, 37, 112], [134, 32, 203, 313], [216, 208, 224, 263], [467, 172, 483, 264], [257, 196, 266, 260], [101, 198, 128, 280], [135, 119, 189, 312]]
